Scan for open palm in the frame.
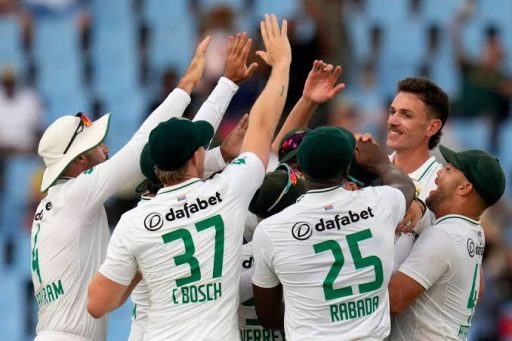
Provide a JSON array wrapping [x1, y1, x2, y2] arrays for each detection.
[[303, 60, 345, 104]]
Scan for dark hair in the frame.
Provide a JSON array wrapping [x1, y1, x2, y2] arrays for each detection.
[[397, 77, 450, 149]]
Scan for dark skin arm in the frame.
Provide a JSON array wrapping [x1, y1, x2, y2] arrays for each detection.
[[354, 138, 416, 210], [253, 283, 284, 330]]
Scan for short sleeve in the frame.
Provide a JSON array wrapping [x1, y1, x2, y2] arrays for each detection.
[[203, 147, 226, 179], [220, 152, 265, 202], [398, 227, 453, 290], [99, 220, 138, 286], [252, 225, 280, 288]]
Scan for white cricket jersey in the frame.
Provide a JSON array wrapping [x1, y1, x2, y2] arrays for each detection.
[[100, 153, 265, 341], [31, 88, 191, 341], [252, 185, 406, 340], [392, 155, 441, 270], [389, 153, 441, 201], [128, 148, 229, 341], [239, 243, 285, 341], [390, 215, 485, 340]]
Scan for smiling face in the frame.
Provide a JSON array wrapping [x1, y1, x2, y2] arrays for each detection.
[[386, 92, 440, 153], [426, 163, 468, 214]]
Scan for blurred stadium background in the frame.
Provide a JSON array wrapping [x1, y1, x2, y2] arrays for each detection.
[[0, 0, 511, 340]]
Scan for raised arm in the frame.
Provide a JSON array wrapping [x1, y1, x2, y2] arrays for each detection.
[[240, 14, 291, 169], [73, 37, 211, 206], [271, 60, 345, 153], [355, 138, 415, 209], [192, 33, 256, 131]]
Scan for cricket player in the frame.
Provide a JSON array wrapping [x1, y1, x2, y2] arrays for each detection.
[[129, 114, 249, 341], [87, 14, 291, 340], [387, 77, 450, 268], [389, 146, 506, 340], [251, 127, 415, 340], [30, 37, 215, 341]]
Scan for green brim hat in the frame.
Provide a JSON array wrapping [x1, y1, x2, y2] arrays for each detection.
[[439, 145, 505, 207], [149, 118, 214, 171], [297, 126, 356, 180], [249, 164, 307, 218]]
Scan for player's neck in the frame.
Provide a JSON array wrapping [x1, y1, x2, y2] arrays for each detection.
[[393, 148, 431, 174], [433, 200, 483, 222]]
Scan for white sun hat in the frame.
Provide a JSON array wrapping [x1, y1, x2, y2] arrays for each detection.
[[38, 113, 111, 192]]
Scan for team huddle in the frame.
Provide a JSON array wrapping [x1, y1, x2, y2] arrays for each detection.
[[30, 14, 506, 341]]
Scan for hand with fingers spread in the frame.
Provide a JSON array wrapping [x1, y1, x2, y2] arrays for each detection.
[[178, 36, 211, 93], [224, 33, 259, 85], [256, 14, 291, 67], [220, 113, 249, 162], [302, 60, 345, 104]]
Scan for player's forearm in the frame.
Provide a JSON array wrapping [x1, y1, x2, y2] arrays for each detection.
[[249, 63, 290, 139], [192, 77, 239, 131], [271, 96, 317, 153], [136, 88, 191, 141], [375, 164, 416, 210]]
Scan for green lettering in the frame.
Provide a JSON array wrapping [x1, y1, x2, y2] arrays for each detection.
[[330, 304, 340, 322], [46, 285, 54, 302], [339, 302, 348, 320], [31, 224, 42, 284], [373, 296, 379, 311], [357, 298, 366, 317], [214, 282, 222, 299], [182, 287, 189, 303], [52, 280, 64, 298], [348, 301, 357, 319], [253, 329, 262, 341]]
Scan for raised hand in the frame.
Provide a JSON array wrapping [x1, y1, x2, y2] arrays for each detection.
[[224, 33, 259, 85], [354, 138, 391, 175], [220, 113, 249, 162], [178, 36, 211, 93], [302, 60, 345, 104], [256, 14, 291, 67]]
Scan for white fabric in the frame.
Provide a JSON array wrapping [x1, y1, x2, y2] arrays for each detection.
[[100, 152, 265, 341], [392, 154, 442, 270], [242, 151, 281, 243], [238, 243, 285, 340], [0, 87, 41, 151], [204, 147, 226, 179], [252, 185, 406, 340], [30, 88, 191, 340], [390, 215, 485, 340]]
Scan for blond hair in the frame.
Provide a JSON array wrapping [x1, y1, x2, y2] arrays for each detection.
[[155, 164, 189, 185]]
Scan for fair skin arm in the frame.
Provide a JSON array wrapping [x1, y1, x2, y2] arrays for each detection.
[[388, 271, 426, 315], [239, 14, 291, 169], [87, 272, 142, 319], [271, 60, 345, 153], [220, 113, 249, 162], [253, 284, 284, 329], [223, 33, 258, 85], [177, 36, 211, 94]]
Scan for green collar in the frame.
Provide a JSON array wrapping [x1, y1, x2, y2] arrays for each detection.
[[434, 214, 480, 226], [157, 178, 202, 196]]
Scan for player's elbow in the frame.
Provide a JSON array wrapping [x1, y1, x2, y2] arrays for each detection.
[[87, 299, 105, 319], [389, 300, 406, 316], [87, 283, 106, 319]]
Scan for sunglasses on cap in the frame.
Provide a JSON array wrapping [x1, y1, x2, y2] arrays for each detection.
[[267, 163, 299, 212], [63, 112, 92, 154], [278, 130, 309, 162]]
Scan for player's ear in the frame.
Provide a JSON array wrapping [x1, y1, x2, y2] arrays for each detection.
[[426, 118, 442, 137]]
